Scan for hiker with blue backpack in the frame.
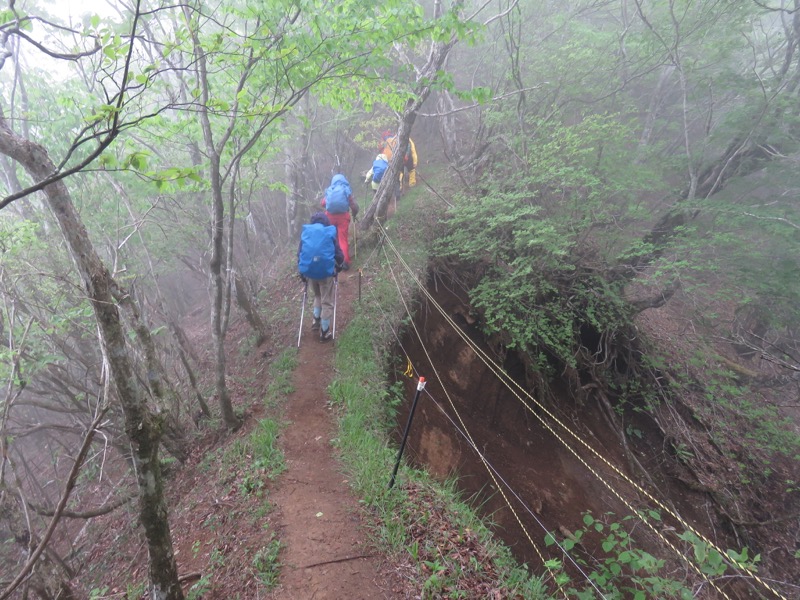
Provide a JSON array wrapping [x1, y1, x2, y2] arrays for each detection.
[[320, 173, 359, 270], [298, 212, 345, 343], [364, 153, 389, 192], [364, 152, 401, 216]]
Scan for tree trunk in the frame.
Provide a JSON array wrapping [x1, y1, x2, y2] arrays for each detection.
[[284, 121, 302, 240], [635, 65, 675, 161], [168, 320, 211, 418], [0, 154, 36, 220], [183, 5, 241, 429], [107, 288, 188, 464], [234, 272, 267, 346], [437, 88, 459, 165], [360, 3, 460, 231], [0, 119, 185, 600], [208, 153, 239, 429]]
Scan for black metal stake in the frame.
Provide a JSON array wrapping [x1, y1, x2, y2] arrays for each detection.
[[389, 377, 426, 489], [358, 268, 362, 302]]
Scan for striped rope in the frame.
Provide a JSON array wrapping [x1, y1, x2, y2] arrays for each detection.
[[381, 243, 571, 599], [375, 222, 787, 600]]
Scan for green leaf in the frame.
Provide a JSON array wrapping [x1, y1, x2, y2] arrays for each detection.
[[0, 9, 16, 26], [543, 558, 561, 570], [693, 541, 707, 564], [98, 153, 117, 168]]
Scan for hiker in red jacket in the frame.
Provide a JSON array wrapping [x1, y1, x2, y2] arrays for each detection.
[[320, 173, 359, 270]]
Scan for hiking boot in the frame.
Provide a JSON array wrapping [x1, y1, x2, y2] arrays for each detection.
[[341, 261, 350, 271], [320, 328, 333, 343], [311, 317, 321, 331]]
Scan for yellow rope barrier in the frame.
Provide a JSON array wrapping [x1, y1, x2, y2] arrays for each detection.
[[381, 244, 571, 599], [376, 222, 787, 600]]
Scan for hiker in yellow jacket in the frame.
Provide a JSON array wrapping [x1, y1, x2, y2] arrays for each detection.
[[380, 131, 418, 190]]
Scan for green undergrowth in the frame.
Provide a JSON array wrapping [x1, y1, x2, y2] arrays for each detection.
[[186, 349, 296, 598], [93, 349, 297, 598], [201, 348, 296, 480], [264, 347, 298, 408], [327, 175, 550, 598], [330, 318, 549, 598]]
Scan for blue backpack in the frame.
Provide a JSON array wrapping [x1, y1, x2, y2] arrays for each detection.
[[298, 223, 337, 279], [325, 174, 352, 214], [372, 158, 388, 183]]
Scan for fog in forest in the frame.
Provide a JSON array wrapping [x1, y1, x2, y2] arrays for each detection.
[[1, 0, 798, 598]]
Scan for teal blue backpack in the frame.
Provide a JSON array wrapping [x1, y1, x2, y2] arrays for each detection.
[[298, 223, 337, 279], [372, 158, 388, 183], [325, 174, 352, 214]]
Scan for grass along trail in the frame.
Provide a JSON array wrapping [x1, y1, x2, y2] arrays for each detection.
[[269, 268, 400, 599]]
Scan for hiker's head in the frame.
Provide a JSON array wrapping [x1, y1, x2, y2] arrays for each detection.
[[310, 212, 330, 226], [381, 130, 392, 141], [330, 173, 348, 186]]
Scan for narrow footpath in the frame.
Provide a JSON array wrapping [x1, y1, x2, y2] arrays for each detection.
[[269, 268, 400, 599]]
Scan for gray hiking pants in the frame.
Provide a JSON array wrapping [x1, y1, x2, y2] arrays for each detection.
[[311, 276, 335, 323]]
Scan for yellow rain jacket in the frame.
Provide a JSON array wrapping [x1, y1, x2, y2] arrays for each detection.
[[380, 135, 418, 187]]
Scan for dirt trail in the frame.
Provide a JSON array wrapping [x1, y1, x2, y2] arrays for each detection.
[[269, 268, 398, 599]]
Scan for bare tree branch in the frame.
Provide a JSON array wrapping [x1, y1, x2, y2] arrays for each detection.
[[0, 1, 144, 210], [28, 492, 135, 519], [0, 407, 108, 600]]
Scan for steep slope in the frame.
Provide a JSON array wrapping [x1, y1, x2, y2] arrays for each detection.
[[391, 270, 799, 599]]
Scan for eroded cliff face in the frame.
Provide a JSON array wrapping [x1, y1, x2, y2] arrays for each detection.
[[392, 278, 632, 563], [391, 274, 791, 599]]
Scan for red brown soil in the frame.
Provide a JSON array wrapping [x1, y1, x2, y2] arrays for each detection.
[[268, 268, 397, 599], [392, 276, 800, 599], [81, 264, 410, 599], [392, 280, 638, 566]]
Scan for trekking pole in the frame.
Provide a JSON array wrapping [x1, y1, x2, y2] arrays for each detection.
[[297, 279, 308, 348], [353, 214, 358, 260], [389, 377, 426, 489], [332, 273, 339, 339]]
